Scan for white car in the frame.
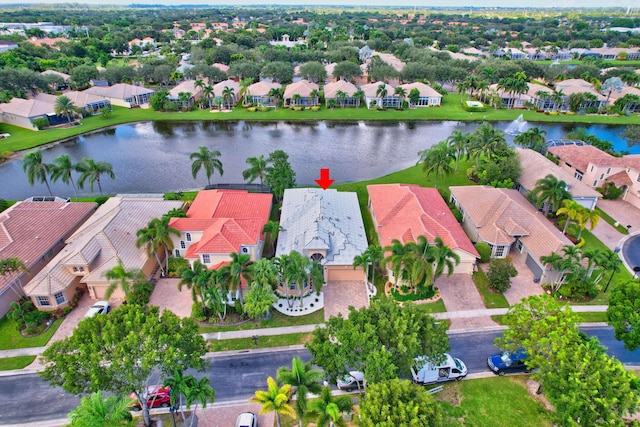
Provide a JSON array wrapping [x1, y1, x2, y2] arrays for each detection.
[[84, 301, 111, 318], [236, 412, 257, 427], [336, 371, 365, 391]]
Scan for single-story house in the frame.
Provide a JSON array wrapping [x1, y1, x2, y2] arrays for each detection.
[[0, 97, 63, 130], [169, 190, 272, 270], [212, 79, 240, 106], [0, 198, 96, 317], [606, 85, 640, 112], [367, 184, 479, 279], [554, 79, 608, 111], [83, 83, 154, 108], [24, 196, 182, 309], [450, 185, 574, 284], [168, 80, 202, 109], [276, 188, 369, 292], [245, 81, 281, 106], [41, 70, 70, 90], [516, 148, 601, 210], [34, 92, 111, 114], [548, 141, 640, 210], [323, 80, 358, 107], [0, 40, 18, 52], [399, 82, 442, 107], [361, 81, 399, 109], [283, 79, 319, 107]]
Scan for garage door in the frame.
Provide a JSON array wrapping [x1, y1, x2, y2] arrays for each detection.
[[325, 266, 365, 281], [525, 254, 543, 282]]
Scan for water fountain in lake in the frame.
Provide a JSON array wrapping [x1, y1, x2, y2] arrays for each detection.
[[505, 114, 528, 135]]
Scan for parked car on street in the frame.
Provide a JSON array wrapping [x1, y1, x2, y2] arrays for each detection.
[[411, 353, 467, 385], [487, 349, 530, 376], [336, 371, 365, 391], [129, 385, 172, 411], [84, 301, 111, 318], [236, 411, 257, 427]]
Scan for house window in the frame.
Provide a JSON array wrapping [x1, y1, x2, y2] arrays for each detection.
[[73, 266, 85, 273], [37, 296, 51, 307], [607, 168, 611, 174], [600, 174, 604, 180], [494, 246, 505, 257], [310, 253, 325, 263], [185, 233, 192, 242], [174, 249, 180, 257], [290, 282, 297, 290], [574, 171, 583, 181], [517, 240, 523, 252], [54, 292, 66, 305], [637, 174, 640, 183], [180, 241, 186, 249], [591, 166, 594, 172], [202, 254, 211, 264], [593, 180, 598, 186]]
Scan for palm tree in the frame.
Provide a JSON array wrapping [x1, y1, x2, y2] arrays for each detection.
[[376, 83, 388, 106], [250, 376, 295, 427], [383, 238, 410, 291], [336, 90, 347, 108], [103, 259, 146, 300], [447, 130, 471, 172], [178, 261, 214, 303], [596, 249, 623, 292], [0, 257, 29, 296], [183, 377, 216, 427], [532, 174, 571, 216], [164, 370, 194, 423], [243, 282, 277, 319], [263, 220, 283, 255], [238, 78, 253, 105], [222, 86, 235, 109], [76, 158, 115, 196], [219, 252, 253, 304], [135, 217, 179, 276], [190, 146, 223, 187], [539, 251, 565, 291], [308, 386, 353, 427], [268, 87, 283, 109], [363, 245, 383, 286], [7, 300, 34, 327], [23, 149, 52, 196], [54, 95, 76, 123], [556, 199, 583, 235], [67, 391, 134, 427], [242, 155, 268, 185], [431, 237, 461, 288], [551, 88, 565, 112], [50, 154, 80, 200], [353, 252, 371, 283], [575, 208, 600, 240], [310, 89, 320, 106], [514, 127, 548, 154], [202, 285, 227, 321], [394, 86, 406, 108], [276, 357, 324, 427], [251, 258, 278, 288], [353, 89, 365, 108], [417, 141, 454, 186], [291, 93, 302, 107], [202, 85, 214, 109], [468, 123, 506, 166]]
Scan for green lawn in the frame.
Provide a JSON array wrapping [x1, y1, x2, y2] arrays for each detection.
[[473, 265, 510, 309], [2, 92, 639, 154], [414, 299, 448, 314], [208, 332, 312, 352], [0, 317, 63, 350], [198, 309, 324, 334], [0, 355, 36, 371], [436, 376, 553, 426]]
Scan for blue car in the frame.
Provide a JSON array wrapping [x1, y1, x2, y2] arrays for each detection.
[[487, 349, 530, 376]]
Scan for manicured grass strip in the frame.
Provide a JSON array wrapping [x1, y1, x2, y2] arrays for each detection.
[[3, 92, 640, 154], [0, 317, 63, 350], [208, 332, 312, 352], [576, 312, 609, 323], [198, 309, 324, 334], [595, 207, 629, 234], [436, 376, 553, 427], [0, 355, 36, 371], [473, 266, 510, 309], [414, 299, 447, 314], [491, 315, 507, 325]]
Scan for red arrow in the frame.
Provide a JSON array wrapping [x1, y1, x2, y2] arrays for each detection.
[[315, 168, 335, 190]]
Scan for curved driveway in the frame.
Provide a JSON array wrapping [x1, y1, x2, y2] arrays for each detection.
[[622, 233, 640, 277]]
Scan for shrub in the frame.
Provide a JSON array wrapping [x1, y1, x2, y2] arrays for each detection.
[[168, 256, 189, 278], [128, 280, 154, 306], [69, 287, 85, 309], [310, 106, 321, 111], [258, 107, 269, 112], [452, 209, 463, 223], [247, 107, 257, 112], [191, 302, 206, 321], [391, 286, 435, 301], [461, 103, 487, 112], [487, 258, 514, 293], [475, 242, 491, 262], [94, 196, 109, 205], [32, 117, 50, 130], [0, 199, 9, 212]]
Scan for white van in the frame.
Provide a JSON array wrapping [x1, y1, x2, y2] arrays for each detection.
[[411, 353, 467, 385]]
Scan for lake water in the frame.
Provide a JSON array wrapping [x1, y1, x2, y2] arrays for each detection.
[[0, 120, 635, 200]]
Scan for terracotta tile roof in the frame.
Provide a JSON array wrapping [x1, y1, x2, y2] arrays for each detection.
[[212, 79, 240, 96], [283, 79, 319, 98], [33, 92, 108, 109], [168, 190, 272, 257], [323, 80, 358, 99], [360, 81, 392, 98], [0, 201, 95, 293], [247, 81, 281, 96], [0, 97, 54, 118], [555, 79, 606, 101], [607, 85, 640, 102], [607, 170, 633, 187], [83, 83, 154, 100], [548, 144, 640, 171], [24, 197, 182, 296], [450, 186, 572, 260], [169, 80, 201, 97], [516, 148, 601, 198], [399, 82, 441, 98], [367, 184, 479, 257]]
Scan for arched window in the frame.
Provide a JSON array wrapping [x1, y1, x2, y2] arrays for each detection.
[[310, 253, 325, 263]]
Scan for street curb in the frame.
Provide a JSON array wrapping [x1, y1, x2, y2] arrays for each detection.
[[205, 344, 307, 359]]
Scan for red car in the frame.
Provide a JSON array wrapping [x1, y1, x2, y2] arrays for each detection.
[[129, 385, 172, 411]]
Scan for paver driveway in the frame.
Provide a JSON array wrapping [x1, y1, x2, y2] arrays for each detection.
[[323, 280, 370, 322], [436, 274, 498, 330]]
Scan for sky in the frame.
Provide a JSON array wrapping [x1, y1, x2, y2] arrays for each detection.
[[0, 0, 636, 8]]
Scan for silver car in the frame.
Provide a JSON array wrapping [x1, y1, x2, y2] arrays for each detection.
[[236, 412, 257, 427], [84, 301, 111, 318]]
